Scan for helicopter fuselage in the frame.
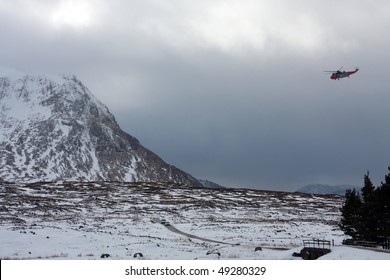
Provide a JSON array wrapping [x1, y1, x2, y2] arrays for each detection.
[[330, 69, 359, 80]]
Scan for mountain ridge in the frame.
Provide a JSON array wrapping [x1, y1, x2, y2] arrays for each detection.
[[0, 67, 201, 187]]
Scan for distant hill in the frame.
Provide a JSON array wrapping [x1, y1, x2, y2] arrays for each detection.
[[296, 184, 359, 196], [199, 179, 226, 189]]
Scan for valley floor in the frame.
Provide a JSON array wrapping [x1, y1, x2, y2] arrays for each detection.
[[1, 181, 389, 260]]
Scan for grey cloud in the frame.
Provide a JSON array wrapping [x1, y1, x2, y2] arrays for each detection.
[[1, 0, 390, 190]]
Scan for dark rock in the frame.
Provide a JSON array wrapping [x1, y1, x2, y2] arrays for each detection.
[[206, 250, 220, 256], [133, 253, 143, 258]]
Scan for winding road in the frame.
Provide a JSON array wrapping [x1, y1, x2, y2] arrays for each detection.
[[153, 218, 238, 246]]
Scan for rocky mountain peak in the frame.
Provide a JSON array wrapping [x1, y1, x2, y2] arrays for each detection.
[[0, 67, 201, 187]]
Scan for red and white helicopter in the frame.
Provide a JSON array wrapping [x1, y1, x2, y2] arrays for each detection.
[[325, 66, 359, 80]]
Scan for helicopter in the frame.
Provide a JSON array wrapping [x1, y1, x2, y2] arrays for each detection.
[[324, 66, 359, 80]]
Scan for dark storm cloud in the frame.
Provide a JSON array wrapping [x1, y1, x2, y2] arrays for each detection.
[[1, 0, 390, 190]]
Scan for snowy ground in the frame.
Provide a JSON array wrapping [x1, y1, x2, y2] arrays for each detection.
[[1, 181, 389, 260]]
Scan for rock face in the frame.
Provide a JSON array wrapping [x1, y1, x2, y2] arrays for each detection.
[[0, 67, 200, 186]]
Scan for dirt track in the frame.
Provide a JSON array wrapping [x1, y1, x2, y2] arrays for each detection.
[[166, 224, 237, 245]]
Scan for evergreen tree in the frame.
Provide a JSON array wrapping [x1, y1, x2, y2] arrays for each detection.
[[360, 172, 378, 241], [361, 171, 375, 203], [339, 167, 390, 246], [339, 189, 362, 239], [375, 167, 390, 245]]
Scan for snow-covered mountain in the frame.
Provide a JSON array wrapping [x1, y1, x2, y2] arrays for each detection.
[[0, 67, 200, 186]]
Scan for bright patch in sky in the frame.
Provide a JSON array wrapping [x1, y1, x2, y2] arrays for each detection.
[[50, 1, 92, 29]]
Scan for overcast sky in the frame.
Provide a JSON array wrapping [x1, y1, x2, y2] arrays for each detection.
[[1, 0, 390, 191]]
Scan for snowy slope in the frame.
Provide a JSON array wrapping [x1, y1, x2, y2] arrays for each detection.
[[1, 181, 389, 260], [0, 67, 200, 186]]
